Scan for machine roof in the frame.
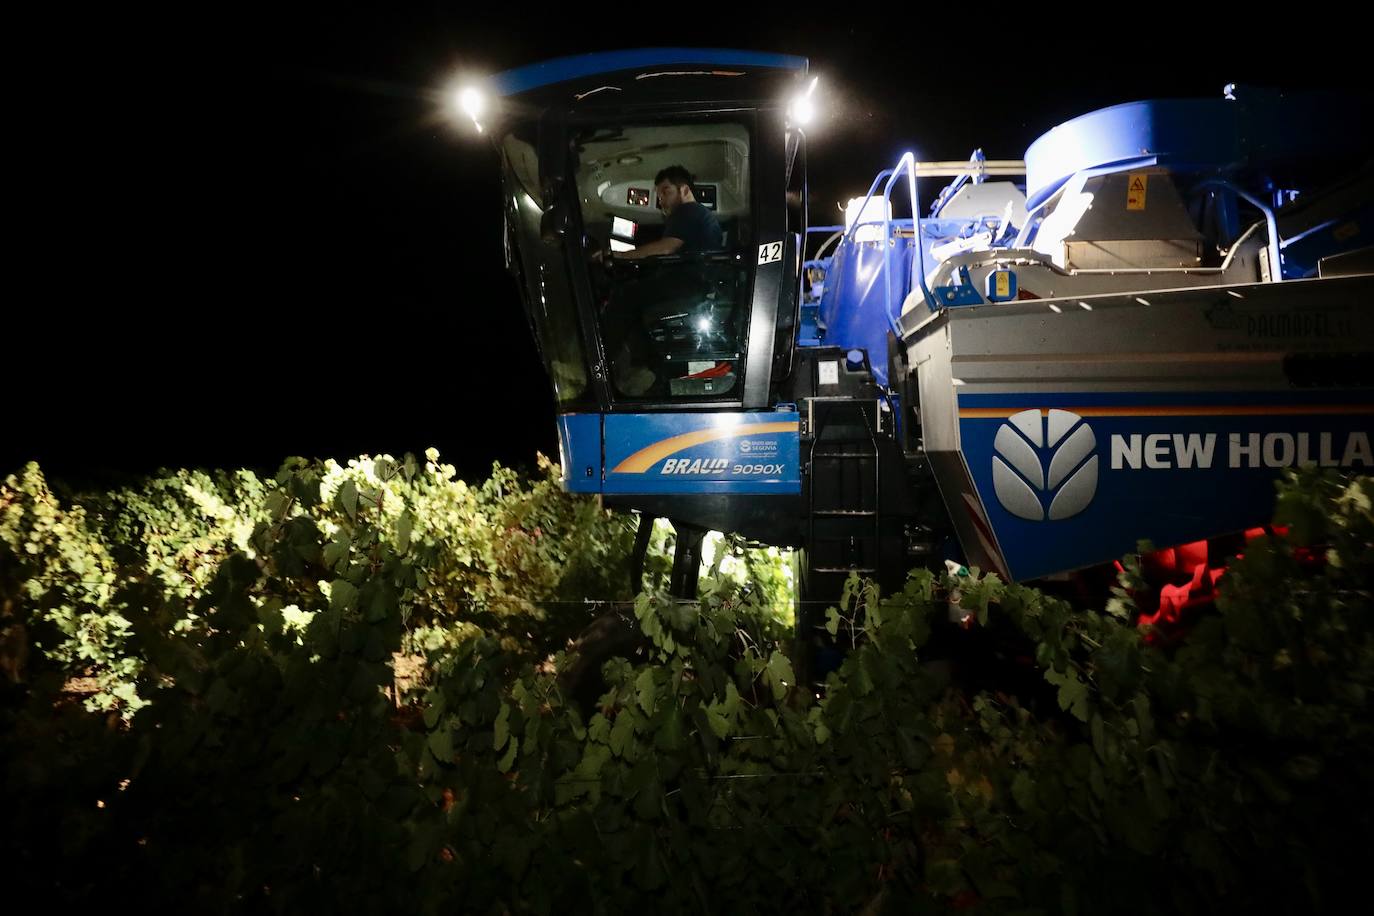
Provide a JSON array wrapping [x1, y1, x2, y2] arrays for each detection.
[[491, 48, 807, 97]]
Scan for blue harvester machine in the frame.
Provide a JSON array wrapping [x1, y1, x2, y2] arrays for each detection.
[[469, 49, 1374, 663]]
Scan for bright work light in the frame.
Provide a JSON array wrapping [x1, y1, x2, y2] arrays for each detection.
[[787, 77, 820, 126], [457, 87, 485, 121]]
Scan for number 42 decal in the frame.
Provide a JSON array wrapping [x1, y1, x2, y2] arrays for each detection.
[[757, 241, 783, 265]]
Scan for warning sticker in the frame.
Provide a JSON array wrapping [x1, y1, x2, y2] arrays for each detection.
[[1127, 174, 1148, 211], [993, 271, 1011, 298]]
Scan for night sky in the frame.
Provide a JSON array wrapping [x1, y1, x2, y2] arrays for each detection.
[[12, 10, 1363, 487]]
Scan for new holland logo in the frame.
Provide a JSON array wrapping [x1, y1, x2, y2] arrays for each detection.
[[992, 409, 1098, 521]]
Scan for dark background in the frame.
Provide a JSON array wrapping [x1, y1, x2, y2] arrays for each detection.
[[12, 8, 1362, 487]]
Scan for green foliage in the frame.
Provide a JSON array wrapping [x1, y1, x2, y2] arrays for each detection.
[[0, 463, 254, 712], [0, 452, 654, 712], [2, 463, 1370, 914]]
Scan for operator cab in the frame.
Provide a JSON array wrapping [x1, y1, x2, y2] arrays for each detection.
[[573, 120, 751, 399], [483, 50, 809, 419]]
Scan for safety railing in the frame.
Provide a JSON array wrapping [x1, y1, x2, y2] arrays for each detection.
[[843, 155, 1027, 325], [1193, 178, 1283, 281], [803, 224, 846, 275], [842, 155, 932, 333]]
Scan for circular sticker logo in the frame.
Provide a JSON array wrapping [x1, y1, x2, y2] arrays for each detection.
[[992, 409, 1098, 521]]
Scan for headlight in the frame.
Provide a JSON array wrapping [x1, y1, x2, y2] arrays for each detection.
[[454, 86, 487, 132], [787, 76, 820, 127]]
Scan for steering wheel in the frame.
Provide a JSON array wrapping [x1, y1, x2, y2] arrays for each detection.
[[583, 234, 614, 267], [603, 251, 643, 279]]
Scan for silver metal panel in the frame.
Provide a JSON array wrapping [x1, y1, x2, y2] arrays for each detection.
[[905, 275, 1374, 398], [907, 318, 959, 450], [925, 451, 1010, 577], [938, 180, 1028, 225], [1065, 238, 1203, 271], [1068, 171, 1202, 244], [913, 226, 1265, 309], [1320, 247, 1374, 278]]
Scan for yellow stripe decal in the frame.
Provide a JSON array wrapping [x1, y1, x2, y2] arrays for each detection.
[[959, 405, 1374, 419], [612, 421, 799, 474]]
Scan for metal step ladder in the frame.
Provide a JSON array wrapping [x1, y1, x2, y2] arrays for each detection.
[[798, 398, 885, 683], [806, 398, 883, 579]]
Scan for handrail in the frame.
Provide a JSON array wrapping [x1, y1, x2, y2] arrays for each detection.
[[883, 155, 937, 320], [1193, 178, 1283, 281], [853, 154, 936, 330], [842, 163, 908, 334], [840, 156, 1032, 328], [842, 156, 966, 332], [804, 224, 847, 268], [843, 170, 896, 244]]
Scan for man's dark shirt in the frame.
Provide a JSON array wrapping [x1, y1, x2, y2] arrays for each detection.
[[663, 202, 724, 253]]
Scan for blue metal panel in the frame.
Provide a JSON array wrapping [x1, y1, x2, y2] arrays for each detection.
[[492, 48, 807, 97], [1279, 203, 1374, 278], [602, 411, 801, 496], [1024, 90, 1373, 214], [796, 301, 823, 347], [932, 264, 984, 307], [1025, 99, 1241, 211], [556, 414, 602, 494], [957, 390, 1374, 409], [954, 390, 1374, 580], [815, 237, 915, 386]]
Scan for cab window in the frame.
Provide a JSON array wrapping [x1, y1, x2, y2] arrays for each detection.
[[573, 121, 753, 401]]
